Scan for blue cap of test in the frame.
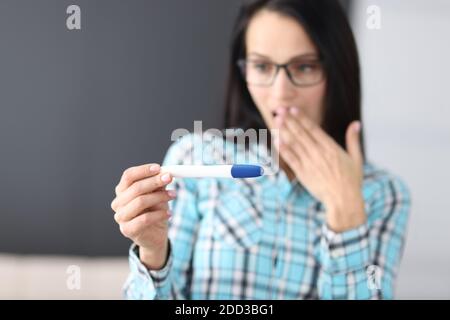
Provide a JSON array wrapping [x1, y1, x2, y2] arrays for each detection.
[[230, 164, 264, 178]]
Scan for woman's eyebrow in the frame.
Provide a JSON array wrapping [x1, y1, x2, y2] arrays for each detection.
[[288, 53, 320, 61], [247, 52, 271, 59], [247, 52, 319, 61]]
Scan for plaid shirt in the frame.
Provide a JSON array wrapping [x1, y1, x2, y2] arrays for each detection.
[[123, 132, 411, 300]]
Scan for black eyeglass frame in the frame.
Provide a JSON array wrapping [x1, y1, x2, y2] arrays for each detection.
[[236, 58, 325, 87]]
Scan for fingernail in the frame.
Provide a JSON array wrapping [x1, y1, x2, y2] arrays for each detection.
[[167, 190, 176, 198], [290, 107, 299, 115], [354, 121, 361, 132], [161, 173, 171, 182], [149, 164, 160, 173]]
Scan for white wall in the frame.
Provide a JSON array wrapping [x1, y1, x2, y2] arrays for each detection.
[[351, 0, 450, 299]]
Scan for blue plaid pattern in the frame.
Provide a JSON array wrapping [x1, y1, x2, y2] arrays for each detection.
[[123, 132, 411, 300]]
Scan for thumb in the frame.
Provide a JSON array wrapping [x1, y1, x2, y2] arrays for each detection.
[[346, 121, 363, 166]]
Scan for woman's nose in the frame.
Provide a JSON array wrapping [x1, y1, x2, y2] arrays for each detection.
[[271, 68, 297, 100]]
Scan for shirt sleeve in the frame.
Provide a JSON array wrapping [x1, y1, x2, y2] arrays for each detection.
[[317, 174, 411, 300], [122, 133, 202, 300], [123, 241, 173, 299]]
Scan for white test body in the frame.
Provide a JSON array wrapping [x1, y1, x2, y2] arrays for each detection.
[[160, 165, 234, 178]]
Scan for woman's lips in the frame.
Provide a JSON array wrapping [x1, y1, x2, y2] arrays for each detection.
[[271, 106, 296, 118]]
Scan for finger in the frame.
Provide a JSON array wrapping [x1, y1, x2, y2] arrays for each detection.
[[112, 172, 173, 211], [122, 199, 169, 224], [115, 163, 161, 196], [282, 112, 339, 175], [152, 201, 169, 211], [119, 209, 170, 239], [114, 190, 176, 223], [289, 107, 336, 149], [282, 115, 316, 158], [148, 184, 174, 211], [345, 121, 363, 166], [152, 185, 171, 211], [278, 142, 304, 174]]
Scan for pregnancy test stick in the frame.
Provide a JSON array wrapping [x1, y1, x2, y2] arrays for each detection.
[[160, 164, 264, 178]]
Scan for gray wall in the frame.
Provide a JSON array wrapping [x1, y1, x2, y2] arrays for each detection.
[[0, 0, 241, 256], [351, 0, 450, 298]]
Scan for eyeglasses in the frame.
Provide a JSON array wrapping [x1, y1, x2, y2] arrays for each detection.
[[237, 57, 324, 87]]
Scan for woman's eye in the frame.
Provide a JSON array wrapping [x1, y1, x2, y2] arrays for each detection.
[[252, 62, 272, 73], [295, 63, 315, 73]]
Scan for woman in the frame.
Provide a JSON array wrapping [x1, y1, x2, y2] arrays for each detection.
[[111, 0, 411, 299]]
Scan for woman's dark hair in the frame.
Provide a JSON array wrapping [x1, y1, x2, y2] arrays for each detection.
[[224, 0, 365, 159]]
